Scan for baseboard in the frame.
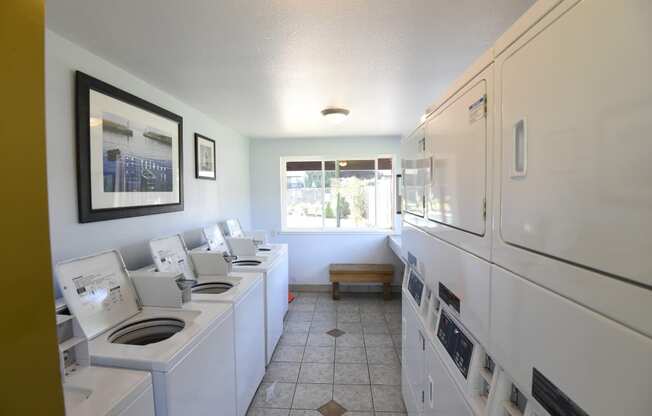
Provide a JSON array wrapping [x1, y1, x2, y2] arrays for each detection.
[[290, 283, 402, 293]]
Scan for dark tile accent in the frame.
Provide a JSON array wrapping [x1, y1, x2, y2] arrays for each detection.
[[326, 328, 346, 338], [318, 400, 347, 416]]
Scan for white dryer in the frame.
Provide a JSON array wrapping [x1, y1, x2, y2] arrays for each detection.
[[56, 250, 237, 416], [491, 0, 652, 338], [151, 233, 288, 365]]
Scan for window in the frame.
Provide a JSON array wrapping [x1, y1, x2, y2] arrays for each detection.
[[281, 156, 394, 231]]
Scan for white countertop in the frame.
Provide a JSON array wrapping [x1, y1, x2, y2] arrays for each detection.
[[387, 235, 404, 262]]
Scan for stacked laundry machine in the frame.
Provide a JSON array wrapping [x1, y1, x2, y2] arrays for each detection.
[[399, 1, 652, 415]]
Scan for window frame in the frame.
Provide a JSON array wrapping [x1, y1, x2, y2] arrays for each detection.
[[280, 154, 396, 233]]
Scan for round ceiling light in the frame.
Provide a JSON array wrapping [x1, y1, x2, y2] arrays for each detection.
[[321, 107, 350, 124]]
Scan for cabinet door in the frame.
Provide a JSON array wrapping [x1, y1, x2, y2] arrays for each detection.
[[425, 342, 473, 416], [427, 77, 488, 236], [498, 0, 652, 286], [402, 298, 425, 413]]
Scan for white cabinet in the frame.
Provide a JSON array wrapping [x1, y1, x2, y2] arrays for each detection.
[[492, 0, 652, 338], [490, 265, 652, 416], [424, 341, 473, 416], [402, 294, 426, 415]]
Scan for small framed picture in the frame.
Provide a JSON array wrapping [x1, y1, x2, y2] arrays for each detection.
[[195, 133, 216, 180]]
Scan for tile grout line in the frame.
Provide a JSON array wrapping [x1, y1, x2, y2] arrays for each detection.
[[268, 293, 404, 415]]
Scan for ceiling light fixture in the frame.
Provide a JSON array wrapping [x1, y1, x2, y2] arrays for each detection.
[[321, 107, 350, 124], [338, 161, 348, 168]]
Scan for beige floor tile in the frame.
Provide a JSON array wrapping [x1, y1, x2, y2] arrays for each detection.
[[334, 363, 370, 385], [298, 363, 334, 383], [292, 383, 333, 410]]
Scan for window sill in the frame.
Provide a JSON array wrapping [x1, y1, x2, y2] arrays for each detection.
[[279, 229, 395, 236]]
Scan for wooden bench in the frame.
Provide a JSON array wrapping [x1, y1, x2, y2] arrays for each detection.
[[329, 263, 394, 300]]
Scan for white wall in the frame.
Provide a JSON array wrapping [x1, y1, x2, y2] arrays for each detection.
[[46, 30, 252, 294], [250, 136, 403, 286]]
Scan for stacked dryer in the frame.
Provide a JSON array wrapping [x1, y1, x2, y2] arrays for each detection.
[[401, 47, 499, 416], [488, 1, 652, 414], [401, 1, 652, 415]]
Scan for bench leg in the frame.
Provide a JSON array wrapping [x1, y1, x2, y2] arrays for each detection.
[[383, 282, 391, 301], [332, 282, 340, 300]]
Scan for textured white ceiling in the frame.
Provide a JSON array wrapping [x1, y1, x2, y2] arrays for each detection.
[[47, 0, 533, 138]]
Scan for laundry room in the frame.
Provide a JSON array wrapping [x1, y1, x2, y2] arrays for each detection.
[[2, 0, 651, 415]]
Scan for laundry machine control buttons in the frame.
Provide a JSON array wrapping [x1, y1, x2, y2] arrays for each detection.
[[407, 271, 424, 306], [437, 311, 474, 378]]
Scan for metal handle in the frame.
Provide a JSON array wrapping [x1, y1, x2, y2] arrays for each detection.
[[511, 118, 527, 178]]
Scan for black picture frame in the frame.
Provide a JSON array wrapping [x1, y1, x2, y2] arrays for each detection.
[[75, 71, 184, 223], [194, 133, 217, 180]]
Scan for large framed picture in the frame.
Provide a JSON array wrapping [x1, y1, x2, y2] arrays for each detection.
[[194, 133, 216, 180], [75, 71, 183, 223]]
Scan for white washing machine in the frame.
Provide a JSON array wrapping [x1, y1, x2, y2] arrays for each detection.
[[205, 223, 285, 259], [222, 218, 265, 243], [202, 223, 288, 318], [149, 234, 266, 416], [57, 314, 155, 416], [56, 250, 237, 416], [191, 274, 266, 416], [151, 233, 288, 365], [215, 252, 287, 365], [63, 365, 155, 416]]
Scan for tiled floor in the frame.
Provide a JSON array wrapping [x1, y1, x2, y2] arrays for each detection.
[[248, 291, 405, 416]]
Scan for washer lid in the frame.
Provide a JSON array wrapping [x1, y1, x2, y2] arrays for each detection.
[[56, 250, 140, 340], [202, 224, 229, 253], [149, 234, 197, 280], [225, 219, 244, 237]]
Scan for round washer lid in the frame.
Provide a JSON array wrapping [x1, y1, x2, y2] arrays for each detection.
[[56, 250, 140, 340]]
